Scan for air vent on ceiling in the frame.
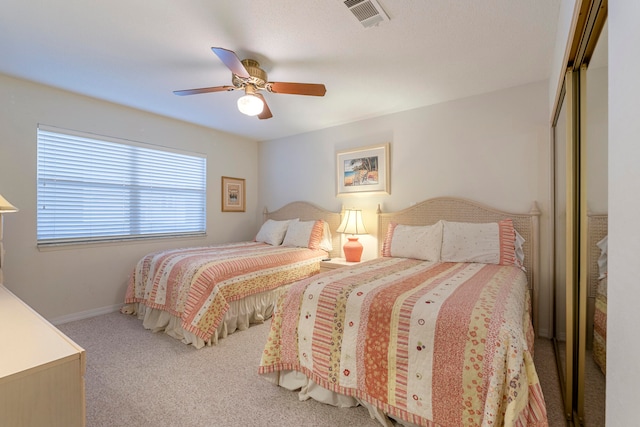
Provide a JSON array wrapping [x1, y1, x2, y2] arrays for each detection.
[[342, 0, 389, 28]]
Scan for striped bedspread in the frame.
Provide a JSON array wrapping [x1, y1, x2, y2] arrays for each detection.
[[125, 241, 327, 342], [259, 257, 547, 427]]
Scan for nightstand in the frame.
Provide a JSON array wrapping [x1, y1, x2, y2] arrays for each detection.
[[320, 258, 360, 273]]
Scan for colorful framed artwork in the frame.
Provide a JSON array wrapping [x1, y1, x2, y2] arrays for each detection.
[[336, 143, 390, 196], [221, 176, 245, 212]]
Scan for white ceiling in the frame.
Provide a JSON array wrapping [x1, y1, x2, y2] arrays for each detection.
[[0, 1, 560, 141]]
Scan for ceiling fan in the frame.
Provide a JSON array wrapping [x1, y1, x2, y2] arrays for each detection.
[[174, 47, 327, 120]]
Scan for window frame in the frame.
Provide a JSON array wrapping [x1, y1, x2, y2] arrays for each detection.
[[36, 125, 207, 247]]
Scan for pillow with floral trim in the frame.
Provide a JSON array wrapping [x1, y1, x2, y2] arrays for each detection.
[[282, 220, 325, 250], [381, 221, 443, 261], [440, 219, 519, 267]]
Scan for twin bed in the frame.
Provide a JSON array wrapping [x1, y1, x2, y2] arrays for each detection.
[[123, 197, 548, 426], [258, 198, 546, 426], [123, 201, 341, 348]]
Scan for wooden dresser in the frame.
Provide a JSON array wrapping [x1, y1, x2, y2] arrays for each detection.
[[0, 285, 86, 427]]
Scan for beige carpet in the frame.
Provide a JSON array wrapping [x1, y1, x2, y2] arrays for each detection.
[[58, 312, 571, 426], [554, 343, 607, 426]]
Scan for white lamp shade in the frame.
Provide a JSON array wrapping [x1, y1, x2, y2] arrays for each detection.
[[336, 209, 367, 235], [0, 195, 18, 213], [237, 94, 264, 116]]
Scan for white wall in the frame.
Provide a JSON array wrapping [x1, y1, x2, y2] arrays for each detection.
[[549, 0, 579, 118], [0, 74, 259, 322], [259, 81, 553, 337], [587, 65, 608, 213], [607, 2, 640, 425]]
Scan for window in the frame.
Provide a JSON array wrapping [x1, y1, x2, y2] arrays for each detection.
[[37, 125, 206, 245]]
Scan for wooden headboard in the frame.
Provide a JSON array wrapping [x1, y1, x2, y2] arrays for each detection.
[[263, 201, 341, 259], [377, 197, 541, 330]]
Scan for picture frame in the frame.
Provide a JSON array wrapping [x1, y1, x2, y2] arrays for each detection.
[[336, 143, 390, 196], [221, 176, 245, 212]]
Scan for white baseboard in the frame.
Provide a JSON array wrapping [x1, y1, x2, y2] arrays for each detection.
[[50, 303, 122, 326]]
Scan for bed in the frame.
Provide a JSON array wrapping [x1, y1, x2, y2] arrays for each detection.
[[123, 201, 341, 349], [258, 197, 547, 427], [588, 213, 608, 375]]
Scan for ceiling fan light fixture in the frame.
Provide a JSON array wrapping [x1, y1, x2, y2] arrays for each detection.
[[175, 47, 326, 120], [237, 93, 264, 116]]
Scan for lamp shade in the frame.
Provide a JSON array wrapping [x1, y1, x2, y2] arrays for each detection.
[[337, 209, 367, 262], [336, 209, 367, 235], [0, 195, 18, 213], [237, 94, 264, 116]]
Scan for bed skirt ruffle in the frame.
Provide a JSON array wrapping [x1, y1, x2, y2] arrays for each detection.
[[129, 286, 289, 349], [261, 370, 420, 427]]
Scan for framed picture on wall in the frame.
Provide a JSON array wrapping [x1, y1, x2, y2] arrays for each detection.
[[336, 143, 390, 196], [221, 176, 245, 212]]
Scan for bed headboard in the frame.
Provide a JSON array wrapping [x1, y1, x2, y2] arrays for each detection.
[[587, 213, 608, 298], [377, 197, 541, 329], [263, 201, 342, 259]]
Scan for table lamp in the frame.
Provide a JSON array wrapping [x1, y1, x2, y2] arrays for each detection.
[[336, 209, 367, 262]]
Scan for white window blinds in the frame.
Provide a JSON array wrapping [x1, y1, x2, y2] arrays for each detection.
[[37, 125, 206, 245]]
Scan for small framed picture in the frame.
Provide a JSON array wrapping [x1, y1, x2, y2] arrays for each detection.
[[221, 176, 245, 212], [336, 143, 390, 196]]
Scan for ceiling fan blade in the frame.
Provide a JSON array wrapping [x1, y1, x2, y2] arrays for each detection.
[[211, 47, 250, 78], [173, 86, 236, 96], [268, 82, 326, 97], [255, 93, 273, 120]]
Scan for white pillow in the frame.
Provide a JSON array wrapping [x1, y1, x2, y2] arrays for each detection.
[[441, 219, 518, 266], [597, 235, 608, 279], [515, 230, 526, 268], [319, 221, 333, 252], [388, 221, 443, 261], [255, 219, 296, 246]]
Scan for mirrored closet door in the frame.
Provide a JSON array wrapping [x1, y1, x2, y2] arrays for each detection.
[[552, 1, 607, 425], [552, 72, 571, 421], [581, 17, 607, 426]]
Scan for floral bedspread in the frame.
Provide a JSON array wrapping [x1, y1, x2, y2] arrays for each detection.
[[259, 257, 548, 427], [125, 241, 326, 342], [593, 277, 607, 374]]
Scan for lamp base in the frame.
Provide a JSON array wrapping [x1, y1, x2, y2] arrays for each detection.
[[343, 237, 363, 262]]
